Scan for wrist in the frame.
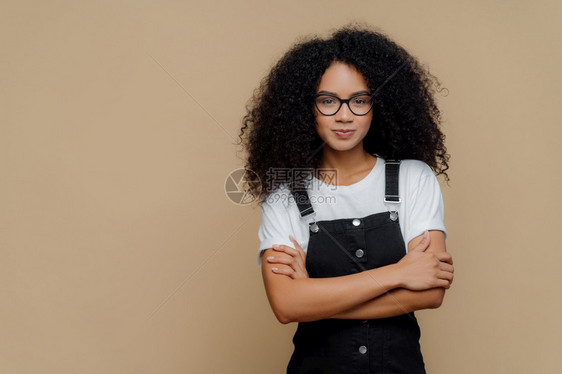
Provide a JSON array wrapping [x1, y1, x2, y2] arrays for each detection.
[[384, 263, 405, 289], [368, 264, 402, 293]]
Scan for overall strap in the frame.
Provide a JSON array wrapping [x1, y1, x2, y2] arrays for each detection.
[[293, 189, 314, 217], [384, 160, 401, 204], [295, 159, 402, 214], [293, 188, 318, 232]]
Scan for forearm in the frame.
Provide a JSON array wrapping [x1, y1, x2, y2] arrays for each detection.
[[332, 287, 446, 320], [261, 230, 451, 324], [261, 249, 402, 323]]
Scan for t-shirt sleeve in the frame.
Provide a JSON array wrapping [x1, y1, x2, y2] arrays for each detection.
[[257, 189, 296, 263], [403, 162, 447, 246]]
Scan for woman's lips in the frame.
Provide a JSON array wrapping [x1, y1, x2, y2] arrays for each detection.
[[333, 129, 355, 139]]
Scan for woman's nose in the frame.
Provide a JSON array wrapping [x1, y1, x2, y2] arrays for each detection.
[[335, 102, 353, 121]]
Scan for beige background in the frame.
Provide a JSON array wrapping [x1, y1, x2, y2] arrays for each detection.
[[1, 0, 560, 373]]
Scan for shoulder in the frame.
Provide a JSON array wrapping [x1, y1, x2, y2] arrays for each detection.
[[399, 160, 443, 199], [376, 157, 433, 180], [260, 184, 294, 211], [400, 159, 434, 179]]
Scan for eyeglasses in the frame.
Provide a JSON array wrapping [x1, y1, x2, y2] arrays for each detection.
[[314, 93, 375, 116]]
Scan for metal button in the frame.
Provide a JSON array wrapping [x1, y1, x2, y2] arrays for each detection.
[[352, 218, 361, 227], [355, 249, 364, 258], [310, 222, 319, 233], [358, 345, 367, 354], [390, 211, 398, 221]]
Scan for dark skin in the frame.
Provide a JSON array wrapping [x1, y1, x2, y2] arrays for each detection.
[[260, 63, 454, 324], [262, 231, 452, 323], [240, 28, 450, 202]]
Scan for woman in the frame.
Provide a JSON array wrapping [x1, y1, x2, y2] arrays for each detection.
[[240, 26, 454, 373]]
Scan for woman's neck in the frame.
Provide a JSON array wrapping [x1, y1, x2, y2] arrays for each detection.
[[319, 147, 377, 186]]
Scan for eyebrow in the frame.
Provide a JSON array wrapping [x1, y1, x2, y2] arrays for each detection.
[[316, 90, 371, 96]]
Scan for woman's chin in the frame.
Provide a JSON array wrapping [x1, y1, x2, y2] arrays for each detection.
[[320, 137, 363, 152]]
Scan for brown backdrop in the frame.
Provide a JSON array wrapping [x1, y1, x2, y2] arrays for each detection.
[[1, 0, 560, 373]]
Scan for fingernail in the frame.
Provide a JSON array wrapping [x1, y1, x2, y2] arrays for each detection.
[[289, 234, 296, 241], [271, 267, 278, 271], [266, 256, 274, 261], [272, 244, 279, 249]]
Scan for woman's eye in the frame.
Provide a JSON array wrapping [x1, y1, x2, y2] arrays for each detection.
[[352, 96, 370, 105], [321, 98, 336, 105]]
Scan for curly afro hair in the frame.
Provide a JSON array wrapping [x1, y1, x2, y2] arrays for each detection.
[[239, 25, 449, 201]]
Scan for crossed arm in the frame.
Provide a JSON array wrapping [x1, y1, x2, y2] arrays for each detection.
[[260, 230, 453, 324]]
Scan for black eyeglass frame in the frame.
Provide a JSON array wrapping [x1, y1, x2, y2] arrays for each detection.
[[313, 93, 376, 116]]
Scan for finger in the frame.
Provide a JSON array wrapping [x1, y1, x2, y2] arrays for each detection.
[[272, 244, 298, 257], [438, 262, 454, 273], [435, 252, 453, 264], [412, 231, 431, 252], [435, 278, 451, 289], [289, 234, 297, 244], [436, 251, 453, 265], [288, 236, 308, 261], [266, 256, 294, 266], [271, 267, 296, 278], [288, 235, 305, 252], [438, 271, 454, 283], [446, 268, 454, 285]]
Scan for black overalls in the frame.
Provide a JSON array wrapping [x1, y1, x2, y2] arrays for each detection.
[[287, 161, 425, 374]]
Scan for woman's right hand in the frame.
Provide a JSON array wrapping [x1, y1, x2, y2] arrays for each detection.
[[394, 231, 454, 291], [266, 235, 309, 279]]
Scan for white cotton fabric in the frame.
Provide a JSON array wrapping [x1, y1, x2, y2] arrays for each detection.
[[257, 158, 446, 264]]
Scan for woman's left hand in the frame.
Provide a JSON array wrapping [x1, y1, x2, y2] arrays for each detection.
[[267, 235, 309, 279]]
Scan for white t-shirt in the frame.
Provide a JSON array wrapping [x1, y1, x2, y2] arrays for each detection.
[[257, 158, 446, 262]]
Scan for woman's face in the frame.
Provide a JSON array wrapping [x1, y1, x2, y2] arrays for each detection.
[[314, 62, 373, 154]]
